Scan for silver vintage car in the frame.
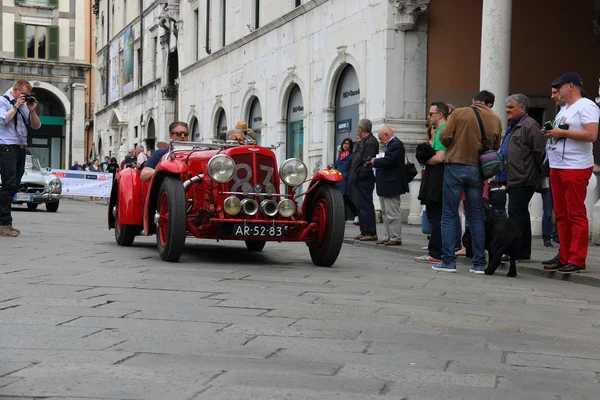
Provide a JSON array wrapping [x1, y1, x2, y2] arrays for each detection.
[[3, 155, 62, 212]]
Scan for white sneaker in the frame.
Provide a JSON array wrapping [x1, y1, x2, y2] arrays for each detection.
[[353, 216, 359, 226]]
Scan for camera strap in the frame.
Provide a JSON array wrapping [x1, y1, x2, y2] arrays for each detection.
[[3, 94, 30, 136]]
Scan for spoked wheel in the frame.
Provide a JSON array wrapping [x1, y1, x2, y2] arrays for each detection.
[[245, 240, 266, 252], [27, 203, 39, 210], [308, 184, 345, 267], [114, 197, 137, 247], [156, 176, 187, 262], [45, 201, 59, 212]]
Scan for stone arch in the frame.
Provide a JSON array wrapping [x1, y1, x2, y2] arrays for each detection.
[[241, 86, 264, 123], [278, 73, 307, 122], [30, 80, 70, 115], [324, 50, 363, 111], [211, 98, 229, 140]]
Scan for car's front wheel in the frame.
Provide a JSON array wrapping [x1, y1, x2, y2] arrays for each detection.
[[308, 184, 345, 267], [27, 203, 39, 210], [156, 176, 186, 262], [45, 201, 59, 213]]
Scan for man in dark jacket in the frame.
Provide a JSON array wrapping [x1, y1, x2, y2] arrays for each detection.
[[500, 94, 546, 260], [350, 119, 379, 241], [370, 126, 408, 245]]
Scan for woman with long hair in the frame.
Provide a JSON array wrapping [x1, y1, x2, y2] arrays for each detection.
[[335, 138, 358, 221]]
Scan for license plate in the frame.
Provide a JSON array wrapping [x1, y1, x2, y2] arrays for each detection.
[[13, 193, 33, 201], [232, 223, 287, 238]]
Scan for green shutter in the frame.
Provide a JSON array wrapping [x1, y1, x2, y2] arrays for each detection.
[[48, 26, 59, 61], [14, 23, 26, 59], [48, 0, 59, 7]]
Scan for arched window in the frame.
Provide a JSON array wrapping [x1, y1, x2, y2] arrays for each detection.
[[146, 118, 155, 151], [334, 65, 360, 160], [215, 108, 227, 139], [286, 85, 303, 160], [190, 117, 200, 141], [248, 97, 262, 145]]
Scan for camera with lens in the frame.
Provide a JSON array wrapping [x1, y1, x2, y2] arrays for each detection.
[[23, 94, 36, 104]]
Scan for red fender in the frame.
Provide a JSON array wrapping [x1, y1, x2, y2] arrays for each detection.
[[116, 168, 144, 225], [301, 169, 343, 218], [143, 158, 188, 235]]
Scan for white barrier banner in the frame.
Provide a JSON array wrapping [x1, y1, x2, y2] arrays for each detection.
[[51, 170, 113, 198]]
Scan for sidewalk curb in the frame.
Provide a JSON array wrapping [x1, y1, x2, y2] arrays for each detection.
[[342, 239, 600, 288]]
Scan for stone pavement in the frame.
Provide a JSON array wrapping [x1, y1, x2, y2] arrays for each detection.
[[345, 221, 600, 287], [0, 200, 600, 399]]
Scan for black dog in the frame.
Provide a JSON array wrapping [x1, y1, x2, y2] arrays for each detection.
[[462, 214, 521, 277]]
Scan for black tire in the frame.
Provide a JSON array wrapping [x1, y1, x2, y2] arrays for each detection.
[[308, 184, 345, 267], [245, 240, 266, 252], [45, 201, 59, 212], [155, 176, 187, 262], [27, 203, 39, 210], [114, 197, 137, 246]]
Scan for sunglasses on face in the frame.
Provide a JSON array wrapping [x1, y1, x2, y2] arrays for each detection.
[[172, 131, 189, 137]]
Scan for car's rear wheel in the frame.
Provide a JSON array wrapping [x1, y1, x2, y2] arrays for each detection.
[[45, 201, 59, 213], [156, 176, 186, 262], [27, 203, 39, 210], [308, 184, 345, 267], [114, 197, 137, 247], [245, 240, 266, 252]]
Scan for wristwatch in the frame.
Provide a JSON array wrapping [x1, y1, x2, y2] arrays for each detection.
[[12, 104, 18, 110]]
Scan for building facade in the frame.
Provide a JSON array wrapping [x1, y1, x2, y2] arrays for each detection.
[[0, 0, 92, 169], [93, 0, 600, 234]]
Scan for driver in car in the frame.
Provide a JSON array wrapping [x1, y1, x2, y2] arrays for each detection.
[[141, 121, 189, 182]]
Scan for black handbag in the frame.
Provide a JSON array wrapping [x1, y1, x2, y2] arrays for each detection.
[[405, 155, 418, 183]]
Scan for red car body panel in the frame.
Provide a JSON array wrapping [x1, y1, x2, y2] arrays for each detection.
[[116, 168, 144, 225]]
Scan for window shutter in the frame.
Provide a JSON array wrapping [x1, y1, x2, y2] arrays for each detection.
[[48, 0, 59, 7], [48, 26, 59, 61], [14, 23, 26, 59]]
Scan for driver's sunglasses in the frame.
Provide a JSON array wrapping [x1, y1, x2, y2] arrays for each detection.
[[172, 131, 189, 137]]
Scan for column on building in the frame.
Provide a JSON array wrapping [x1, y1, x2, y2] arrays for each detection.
[[387, 0, 430, 224], [479, 0, 512, 129], [71, 83, 88, 165]]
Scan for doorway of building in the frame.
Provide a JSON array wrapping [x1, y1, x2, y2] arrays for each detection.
[[27, 87, 66, 168]]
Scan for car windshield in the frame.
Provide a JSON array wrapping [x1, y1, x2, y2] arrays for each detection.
[[25, 156, 42, 171]]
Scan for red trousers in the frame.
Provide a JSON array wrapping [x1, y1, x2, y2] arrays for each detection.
[[550, 167, 593, 268]]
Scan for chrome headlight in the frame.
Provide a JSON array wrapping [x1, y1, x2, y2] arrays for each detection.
[[223, 196, 241, 216], [279, 158, 308, 187], [207, 155, 235, 183], [49, 178, 61, 192], [278, 199, 296, 218]]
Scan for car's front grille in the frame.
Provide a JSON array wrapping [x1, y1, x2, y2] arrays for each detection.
[[18, 183, 45, 194], [230, 153, 277, 194]]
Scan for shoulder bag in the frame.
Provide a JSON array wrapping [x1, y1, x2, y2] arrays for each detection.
[[473, 107, 505, 179]]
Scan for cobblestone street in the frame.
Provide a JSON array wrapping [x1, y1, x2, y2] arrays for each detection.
[[1, 200, 599, 399]]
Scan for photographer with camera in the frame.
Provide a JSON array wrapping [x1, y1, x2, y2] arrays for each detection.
[[0, 79, 41, 237], [542, 73, 599, 274]]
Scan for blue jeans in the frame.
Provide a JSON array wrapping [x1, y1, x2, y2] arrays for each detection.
[[441, 164, 486, 268], [540, 189, 558, 242]]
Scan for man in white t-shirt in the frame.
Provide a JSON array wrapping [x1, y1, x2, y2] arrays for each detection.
[[542, 72, 599, 274]]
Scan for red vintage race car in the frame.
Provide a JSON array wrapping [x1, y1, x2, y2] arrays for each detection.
[[108, 140, 346, 266]]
